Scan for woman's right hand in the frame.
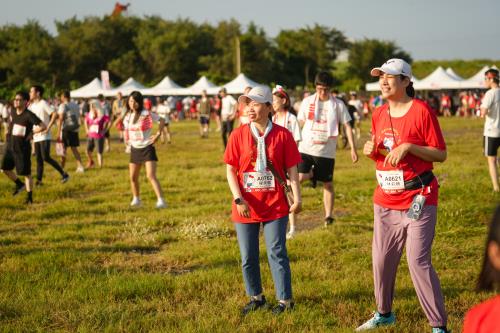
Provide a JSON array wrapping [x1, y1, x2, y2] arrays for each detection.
[[363, 135, 376, 157], [236, 200, 250, 218]]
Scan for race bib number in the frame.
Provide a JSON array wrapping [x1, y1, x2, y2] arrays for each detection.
[[129, 130, 144, 141], [311, 130, 328, 144], [243, 171, 276, 192], [89, 124, 99, 134], [12, 124, 26, 137], [376, 169, 405, 191]]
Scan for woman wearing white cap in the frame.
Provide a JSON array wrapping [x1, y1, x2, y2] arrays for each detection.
[[224, 85, 302, 315], [357, 59, 449, 333], [272, 85, 301, 239]]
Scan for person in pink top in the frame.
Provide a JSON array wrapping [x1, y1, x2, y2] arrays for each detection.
[[84, 100, 109, 168]]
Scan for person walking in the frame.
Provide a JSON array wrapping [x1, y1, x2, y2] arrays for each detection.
[[272, 84, 301, 239], [84, 100, 109, 168], [29, 85, 69, 185], [198, 90, 211, 138], [480, 68, 500, 192], [297, 71, 358, 226], [119, 91, 167, 209], [357, 59, 449, 333], [1, 91, 45, 204], [57, 91, 85, 173], [225, 86, 302, 315], [220, 88, 237, 148]]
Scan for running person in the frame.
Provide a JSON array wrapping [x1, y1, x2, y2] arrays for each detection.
[[84, 100, 109, 168], [225, 86, 302, 315], [297, 71, 358, 226], [272, 85, 301, 239], [119, 91, 167, 209], [57, 91, 85, 173], [220, 88, 237, 148], [358, 59, 449, 333], [29, 85, 69, 185], [480, 68, 500, 192], [1, 91, 45, 204], [156, 97, 172, 144], [198, 90, 211, 138]]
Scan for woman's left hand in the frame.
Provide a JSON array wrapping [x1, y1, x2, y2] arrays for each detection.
[[289, 201, 302, 214], [384, 143, 410, 167]]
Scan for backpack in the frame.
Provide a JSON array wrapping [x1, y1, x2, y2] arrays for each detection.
[[63, 103, 80, 131]]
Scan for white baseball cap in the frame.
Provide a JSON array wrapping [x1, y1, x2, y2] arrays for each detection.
[[238, 86, 272, 104], [370, 58, 412, 78]]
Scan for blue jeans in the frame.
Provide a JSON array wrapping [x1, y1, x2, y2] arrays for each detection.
[[234, 216, 292, 300]]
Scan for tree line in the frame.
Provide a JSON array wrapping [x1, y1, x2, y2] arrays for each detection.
[[1, 15, 497, 99]]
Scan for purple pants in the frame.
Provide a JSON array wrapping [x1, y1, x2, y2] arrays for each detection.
[[372, 204, 447, 327]]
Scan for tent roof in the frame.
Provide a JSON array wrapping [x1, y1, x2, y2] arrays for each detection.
[[102, 77, 146, 97], [457, 65, 499, 89], [70, 78, 107, 98], [211, 73, 264, 94], [445, 68, 464, 81], [414, 67, 462, 90], [140, 76, 183, 95], [169, 76, 220, 96]]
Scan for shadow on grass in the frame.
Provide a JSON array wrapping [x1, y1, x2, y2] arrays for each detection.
[[6, 244, 161, 256]]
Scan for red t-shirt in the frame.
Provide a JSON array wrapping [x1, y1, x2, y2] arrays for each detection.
[[463, 296, 500, 333], [224, 124, 302, 223], [371, 99, 446, 209]]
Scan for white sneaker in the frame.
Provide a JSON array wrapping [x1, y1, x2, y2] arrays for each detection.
[[156, 199, 167, 209], [130, 197, 141, 207], [286, 230, 295, 239], [75, 166, 84, 173]]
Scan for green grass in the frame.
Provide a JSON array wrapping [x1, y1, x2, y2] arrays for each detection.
[[0, 117, 498, 332]]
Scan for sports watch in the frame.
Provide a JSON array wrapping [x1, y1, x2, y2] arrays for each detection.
[[234, 198, 243, 205]]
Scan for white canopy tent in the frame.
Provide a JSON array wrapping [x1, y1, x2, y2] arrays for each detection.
[[140, 76, 183, 96], [445, 68, 464, 81], [70, 78, 110, 98], [207, 73, 265, 95], [413, 67, 462, 90], [171, 76, 219, 96], [103, 77, 146, 97], [456, 66, 499, 89]]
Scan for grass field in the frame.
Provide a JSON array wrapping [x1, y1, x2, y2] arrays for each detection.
[[0, 117, 498, 332]]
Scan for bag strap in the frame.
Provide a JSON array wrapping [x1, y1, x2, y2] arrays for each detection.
[[249, 127, 289, 188]]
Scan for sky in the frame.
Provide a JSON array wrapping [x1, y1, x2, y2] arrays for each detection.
[[1, 0, 499, 61]]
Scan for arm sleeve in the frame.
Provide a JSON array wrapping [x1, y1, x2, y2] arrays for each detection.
[[338, 101, 352, 124], [283, 131, 302, 169], [223, 130, 240, 167], [29, 111, 43, 126], [480, 90, 492, 109], [422, 108, 446, 150]]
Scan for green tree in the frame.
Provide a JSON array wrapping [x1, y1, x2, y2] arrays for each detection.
[[0, 21, 60, 90], [348, 38, 412, 84], [275, 24, 349, 87]]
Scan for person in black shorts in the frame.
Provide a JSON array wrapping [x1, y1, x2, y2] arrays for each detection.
[[58, 91, 85, 173], [1, 91, 46, 204], [296, 72, 358, 226]]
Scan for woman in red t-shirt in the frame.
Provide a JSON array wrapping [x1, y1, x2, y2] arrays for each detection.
[[357, 59, 449, 333], [224, 86, 302, 315], [463, 206, 500, 333]]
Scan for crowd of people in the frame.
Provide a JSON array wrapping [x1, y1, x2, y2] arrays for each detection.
[[0, 61, 499, 332]]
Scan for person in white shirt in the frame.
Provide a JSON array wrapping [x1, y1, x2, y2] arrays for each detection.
[[29, 85, 69, 185], [297, 72, 358, 226], [220, 88, 238, 148], [156, 97, 172, 144], [481, 68, 500, 192], [348, 91, 364, 140], [272, 85, 302, 239], [57, 91, 85, 173]]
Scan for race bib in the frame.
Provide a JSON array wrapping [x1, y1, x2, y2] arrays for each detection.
[[311, 130, 328, 144], [89, 124, 99, 134], [376, 169, 405, 191], [12, 124, 26, 137], [243, 171, 275, 192], [130, 129, 144, 141]]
